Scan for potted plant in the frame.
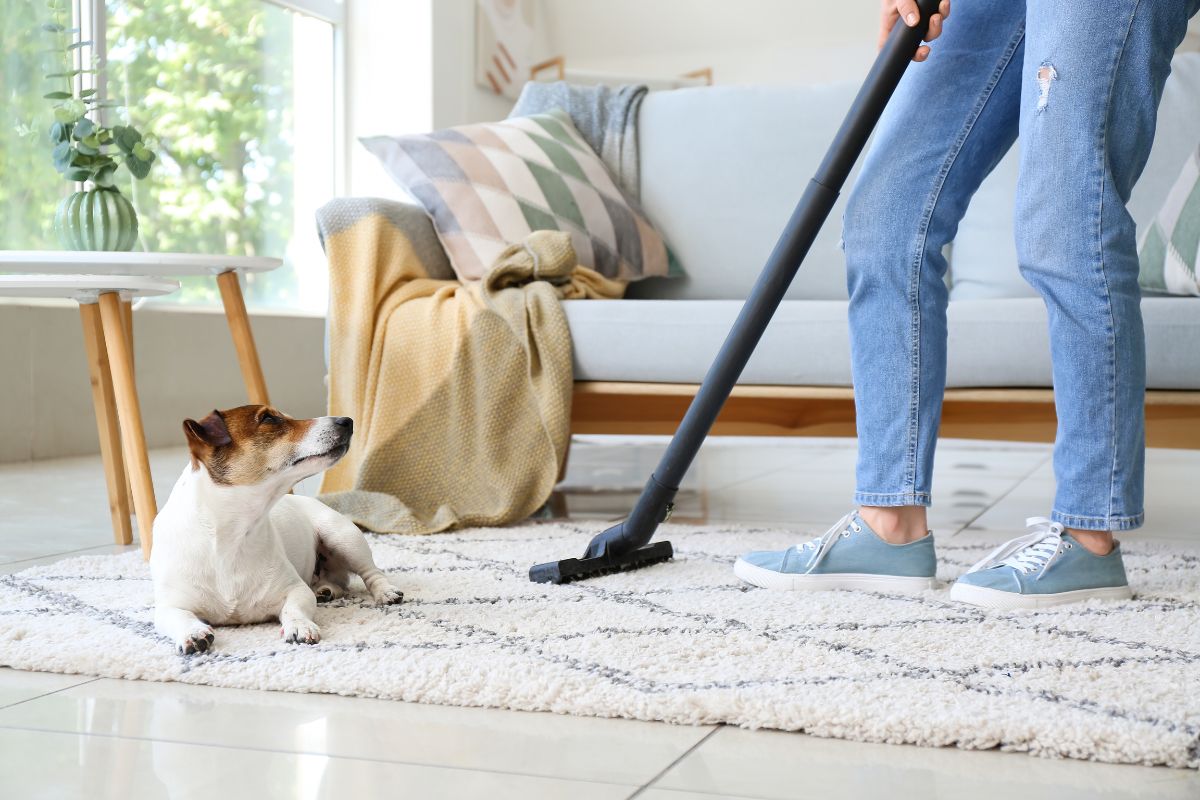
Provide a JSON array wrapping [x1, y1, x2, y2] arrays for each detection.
[[39, 0, 155, 251]]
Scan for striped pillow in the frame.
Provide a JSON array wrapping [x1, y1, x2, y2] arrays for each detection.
[[1138, 146, 1200, 296], [361, 110, 669, 282]]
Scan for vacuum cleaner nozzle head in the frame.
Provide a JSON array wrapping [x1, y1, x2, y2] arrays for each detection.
[[529, 539, 674, 584]]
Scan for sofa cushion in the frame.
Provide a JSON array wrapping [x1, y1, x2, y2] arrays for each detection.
[[952, 52, 1200, 300], [1138, 144, 1200, 295], [360, 110, 669, 282], [563, 297, 1200, 390], [631, 84, 861, 302]]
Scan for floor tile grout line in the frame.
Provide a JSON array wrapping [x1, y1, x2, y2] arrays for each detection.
[[0, 542, 139, 568], [0, 721, 644, 788], [0, 676, 102, 712], [949, 448, 1055, 537], [627, 725, 723, 799]]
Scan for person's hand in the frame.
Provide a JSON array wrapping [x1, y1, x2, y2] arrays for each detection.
[[879, 0, 950, 62]]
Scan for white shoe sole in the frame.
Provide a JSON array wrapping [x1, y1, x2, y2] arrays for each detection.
[[949, 582, 1132, 610], [733, 558, 937, 594]]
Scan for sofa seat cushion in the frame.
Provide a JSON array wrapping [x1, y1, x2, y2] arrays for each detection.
[[563, 297, 1200, 390]]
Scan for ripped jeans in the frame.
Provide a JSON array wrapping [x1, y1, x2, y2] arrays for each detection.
[[841, 0, 1200, 531]]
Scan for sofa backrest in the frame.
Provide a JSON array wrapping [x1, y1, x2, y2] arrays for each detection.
[[631, 53, 1200, 302], [631, 83, 860, 301]]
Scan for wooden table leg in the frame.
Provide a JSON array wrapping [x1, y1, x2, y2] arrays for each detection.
[[99, 291, 158, 559], [79, 303, 133, 546], [120, 298, 136, 511], [216, 269, 270, 405], [121, 298, 134, 370]]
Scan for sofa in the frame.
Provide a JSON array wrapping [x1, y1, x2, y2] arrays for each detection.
[[560, 54, 1200, 449], [358, 55, 1200, 450]]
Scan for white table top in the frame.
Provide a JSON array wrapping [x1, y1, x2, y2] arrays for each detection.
[[0, 251, 282, 277], [0, 274, 180, 302]]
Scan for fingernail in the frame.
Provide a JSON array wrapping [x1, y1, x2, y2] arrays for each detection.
[[906, 12, 918, 25]]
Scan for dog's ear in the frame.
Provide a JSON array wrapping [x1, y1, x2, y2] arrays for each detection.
[[183, 410, 232, 449]]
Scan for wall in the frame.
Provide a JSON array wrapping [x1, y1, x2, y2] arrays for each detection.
[[0, 303, 327, 463], [430, 0, 517, 129], [346, 0, 434, 196], [542, 0, 879, 88]]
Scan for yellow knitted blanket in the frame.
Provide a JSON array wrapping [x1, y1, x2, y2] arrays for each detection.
[[317, 199, 623, 533]]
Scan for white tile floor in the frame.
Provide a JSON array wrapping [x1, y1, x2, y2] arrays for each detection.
[[2, 436, 1199, 799]]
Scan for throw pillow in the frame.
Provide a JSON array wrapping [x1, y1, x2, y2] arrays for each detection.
[[360, 109, 670, 283], [1138, 145, 1200, 295]]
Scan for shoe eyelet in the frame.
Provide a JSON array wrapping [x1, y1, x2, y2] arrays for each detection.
[[851, 524, 862, 533], [841, 531, 850, 538]]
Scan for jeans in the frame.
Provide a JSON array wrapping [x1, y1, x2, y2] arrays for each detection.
[[842, 0, 1200, 532]]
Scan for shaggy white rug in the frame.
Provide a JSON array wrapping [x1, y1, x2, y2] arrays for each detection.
[[2, 521, 1198, 769]]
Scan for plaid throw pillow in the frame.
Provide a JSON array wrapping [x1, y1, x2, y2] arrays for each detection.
[[361, 110, 669, 282], [1138, 146, 1200, 296]]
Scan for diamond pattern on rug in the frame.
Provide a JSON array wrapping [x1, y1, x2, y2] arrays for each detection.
[[1, 521, 1198, 769]]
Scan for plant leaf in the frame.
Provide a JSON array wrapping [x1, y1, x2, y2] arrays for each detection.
[[125, 158, 151, 179], [42, 23, 64, 32], [94, 163, 118, 188], [64, 168, 91, 181], [43, 91, 71, 99], [80, 88, 97, 98], [72, 117, 95, 139], [67, 40, 93, 50]]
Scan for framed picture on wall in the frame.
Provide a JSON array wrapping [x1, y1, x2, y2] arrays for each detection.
[[475, 0, 549, 99]]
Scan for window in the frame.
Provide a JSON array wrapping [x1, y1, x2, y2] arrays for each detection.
[[1, 0, 342, 313]]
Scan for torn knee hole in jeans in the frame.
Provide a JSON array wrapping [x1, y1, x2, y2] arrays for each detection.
[[1036, 63, 1057, 112]]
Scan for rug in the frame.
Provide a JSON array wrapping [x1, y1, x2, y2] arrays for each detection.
[[2, 521, 1198, 769]]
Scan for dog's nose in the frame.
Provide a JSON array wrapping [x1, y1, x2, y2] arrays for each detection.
[[333, 417, 353, 433]]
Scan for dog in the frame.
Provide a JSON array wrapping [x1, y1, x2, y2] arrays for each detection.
[[151, 405, 402, 655]]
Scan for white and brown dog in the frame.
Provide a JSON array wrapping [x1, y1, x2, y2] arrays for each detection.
[[151, 405, 402, 655]]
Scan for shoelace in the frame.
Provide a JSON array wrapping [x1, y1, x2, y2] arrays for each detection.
[[794, 510, 861, 574], [964, 516, 1073, 580]]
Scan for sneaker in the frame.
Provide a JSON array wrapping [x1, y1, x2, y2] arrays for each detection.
[[733, 510, 937, 593], [949, 517, 1132, 610]]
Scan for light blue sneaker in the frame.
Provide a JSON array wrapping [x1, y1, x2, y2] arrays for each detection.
[[733, 511, 937, 593], [950, 517, 1133, 610]]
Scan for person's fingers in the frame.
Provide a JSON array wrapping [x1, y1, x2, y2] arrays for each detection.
[[896, 0, 922, 27], [940, 0, 951, 20], [926, 13, 943, 41], [913, 44, 931, 62]]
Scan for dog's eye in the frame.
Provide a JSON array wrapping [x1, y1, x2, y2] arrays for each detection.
[[260, 414, 282, 425]]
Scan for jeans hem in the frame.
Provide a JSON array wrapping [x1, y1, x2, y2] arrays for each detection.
[[855, 492, 932, 507], [1051, 509, 1144, 532]]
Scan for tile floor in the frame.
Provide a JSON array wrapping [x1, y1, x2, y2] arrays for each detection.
[[1, 436, 1198, 799]]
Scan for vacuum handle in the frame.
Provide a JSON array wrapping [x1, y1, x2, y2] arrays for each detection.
[[816, 0, 941, 189], [647, 0, 943, 494], [542, 0, 946, 577]]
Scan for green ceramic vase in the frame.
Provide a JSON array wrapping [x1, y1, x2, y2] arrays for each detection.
[[54, 187, 139, 251]]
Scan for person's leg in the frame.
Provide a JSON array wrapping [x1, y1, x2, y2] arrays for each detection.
[[843, 0, 1027, 542], [736, 1, 1029, 592], [1014, 0, 1200, 539], [951, 0, 1200, 609]]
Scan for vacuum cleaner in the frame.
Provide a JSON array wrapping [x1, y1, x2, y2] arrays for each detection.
[[530, 0, 943, 585]]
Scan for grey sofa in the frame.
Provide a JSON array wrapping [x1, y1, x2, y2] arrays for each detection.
[[353, 56, 1200, 448], [561, 54, 1200, 448]]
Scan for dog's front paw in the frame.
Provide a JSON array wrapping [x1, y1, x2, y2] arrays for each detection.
[[281, 618, 321, 645], [176, 627, 215, 656], [371, 584, 404, 606]]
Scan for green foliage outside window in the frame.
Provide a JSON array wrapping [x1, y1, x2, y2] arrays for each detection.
[[2, 0, 326, 309]]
